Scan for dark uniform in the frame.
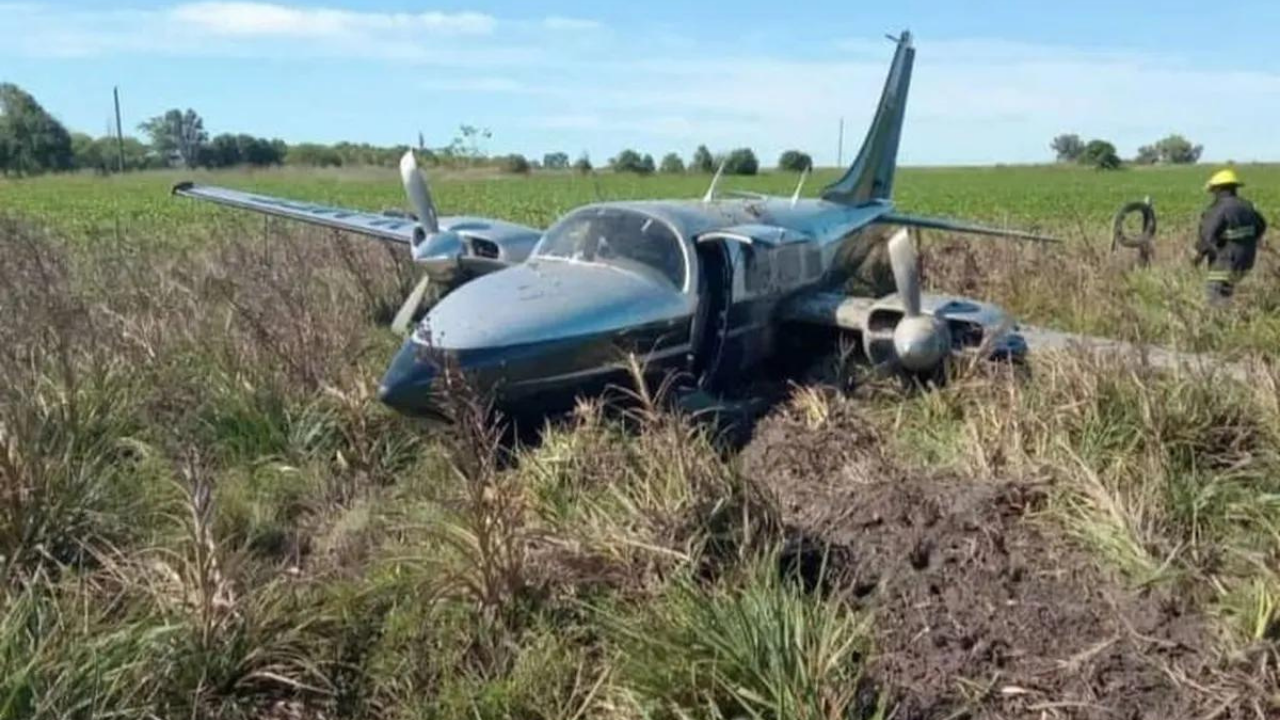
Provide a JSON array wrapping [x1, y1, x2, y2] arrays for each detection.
[[1198, 189, 1267, 304]]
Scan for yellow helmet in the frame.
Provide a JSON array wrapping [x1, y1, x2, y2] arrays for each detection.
[[1206, 168, 1243, 190]]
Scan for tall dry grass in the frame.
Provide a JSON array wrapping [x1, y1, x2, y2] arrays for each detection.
[[0, 215, 863, 719]]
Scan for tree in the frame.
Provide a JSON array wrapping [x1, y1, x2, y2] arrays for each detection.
[[543, 151, 569, 170], [206, 133, 242, 167], [0, 83, 74, 175], [691, 144, 715, 173], [242, 135, 285, 166], [1134, 144, 1159, 165], [199, 133, 284, 168], [659, 152, 685, 173], [139, 109, 207, 168], [1050, 133, 1085, 163], [573, 153, 592, 174], [778, 149, 813, 172], [502, 153, 531, 174], [71, 132, 106, 173], [1153, 134, 1203, 164], [640, 153, 656, 174], [723, 147, 758, 175], [611, 149, 652, 174], [439, 124, 491, 166], [1079, 139, 1121, 170]]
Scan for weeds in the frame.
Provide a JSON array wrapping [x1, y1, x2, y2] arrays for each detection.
[[4, 159, 1280, 718], [606, 551, 877, 720]]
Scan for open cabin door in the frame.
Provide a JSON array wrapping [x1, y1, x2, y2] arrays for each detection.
[[690, 239, 732, 390]]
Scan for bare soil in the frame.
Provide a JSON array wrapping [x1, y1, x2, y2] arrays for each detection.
[[741, 397, 1260, 719]]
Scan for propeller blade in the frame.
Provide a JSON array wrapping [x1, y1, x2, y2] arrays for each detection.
[[399, 150, 439, 235], [887, 227, 921, 317], [390, 274, 431, 334]]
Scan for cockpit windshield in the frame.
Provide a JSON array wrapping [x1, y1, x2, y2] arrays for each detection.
[[535, 207, 686, 289]]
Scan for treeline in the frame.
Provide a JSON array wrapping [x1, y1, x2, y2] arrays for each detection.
[[1051, 132, 1204, 171], [2, 81, 818, 177], [603, 146, 813, 176]]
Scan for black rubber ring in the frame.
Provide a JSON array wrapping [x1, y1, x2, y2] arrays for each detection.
[[1112, 201, 1157, 249]]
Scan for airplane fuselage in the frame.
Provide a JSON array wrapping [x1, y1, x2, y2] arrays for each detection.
[[376, 196, 899, 415]]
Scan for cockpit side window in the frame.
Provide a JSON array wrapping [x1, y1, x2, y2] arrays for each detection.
[[536, 208, 687, 289]]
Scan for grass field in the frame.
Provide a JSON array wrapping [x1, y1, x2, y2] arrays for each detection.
[[1, 164, 1278, 718]]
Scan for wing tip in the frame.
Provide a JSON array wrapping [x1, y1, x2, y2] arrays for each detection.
[[171, 181, 194, 196]]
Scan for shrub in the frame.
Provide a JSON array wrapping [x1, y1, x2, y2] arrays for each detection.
[[1079, 139, 1121, 170], [778, 150, 812, 172], [659, 152, 684, 173], [607, 553, 875, 719], [611, 149, 653, 175], [691, 144, 715, 173], [723, 147, 758, 175], [501, 153, 531, 174]]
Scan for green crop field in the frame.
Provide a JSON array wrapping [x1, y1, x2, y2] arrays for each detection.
[[2, 165, 1279, 719], [5, 162, 1280, 240], [6, 161, 1280, 350]]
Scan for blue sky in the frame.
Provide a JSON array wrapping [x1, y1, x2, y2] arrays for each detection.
[[4, 1, 1279, 166]]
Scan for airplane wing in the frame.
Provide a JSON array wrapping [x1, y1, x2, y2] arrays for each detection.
[[875, 211, 1060, 244], [172, 182, 544, 266], [173, 182, 417, 245]]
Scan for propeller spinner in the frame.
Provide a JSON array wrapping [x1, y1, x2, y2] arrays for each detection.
[[886, 228, 951, 373]]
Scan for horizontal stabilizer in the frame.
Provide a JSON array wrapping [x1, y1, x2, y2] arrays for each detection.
[[875, 211, 1060, 243], [1021, 326, 1248, 381]]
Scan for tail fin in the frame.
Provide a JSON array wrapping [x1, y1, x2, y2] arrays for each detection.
[[821, 31, 914, 206]]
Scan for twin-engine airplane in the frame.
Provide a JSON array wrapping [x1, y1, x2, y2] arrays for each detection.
[[173, 31, 1228, 417]]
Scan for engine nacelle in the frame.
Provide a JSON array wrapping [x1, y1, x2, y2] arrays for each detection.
[[862, 294, 1027, 366]]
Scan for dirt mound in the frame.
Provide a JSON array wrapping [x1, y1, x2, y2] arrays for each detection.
[[742, 400, 1243, 719]]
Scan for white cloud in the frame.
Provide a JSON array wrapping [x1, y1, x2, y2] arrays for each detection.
[[2, 3, 1278, 163], [0, 2, 525, 64], [169, 2, 495, 37]]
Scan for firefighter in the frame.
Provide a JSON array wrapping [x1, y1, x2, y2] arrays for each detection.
[[1196, 169, 1267, 305]]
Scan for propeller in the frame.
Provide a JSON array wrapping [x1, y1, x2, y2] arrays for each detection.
[[399, 150, 466, 263], [391, 150, 466, 334], [399, 150, 439, 235], [390, 274, 432, 334], [885, 228, 951, 374]]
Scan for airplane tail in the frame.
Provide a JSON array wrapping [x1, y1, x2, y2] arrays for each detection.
[[821, 31, 914, 206]]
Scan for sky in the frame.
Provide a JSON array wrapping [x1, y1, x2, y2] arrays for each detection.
[[3, 0, 1280, 166]]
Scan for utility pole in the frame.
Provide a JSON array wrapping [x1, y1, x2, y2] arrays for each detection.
[[113, 86, 125, 173], [836, 117, 844, 167]]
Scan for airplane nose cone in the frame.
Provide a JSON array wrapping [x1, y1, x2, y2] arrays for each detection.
[[378, 339, 440, 415]]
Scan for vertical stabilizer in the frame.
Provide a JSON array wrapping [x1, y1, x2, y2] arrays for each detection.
[[821, 31, 914, 205]]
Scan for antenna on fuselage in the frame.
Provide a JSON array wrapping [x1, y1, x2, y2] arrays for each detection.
[[790, 166, 810, 208], [702, 158, 727, 203]]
